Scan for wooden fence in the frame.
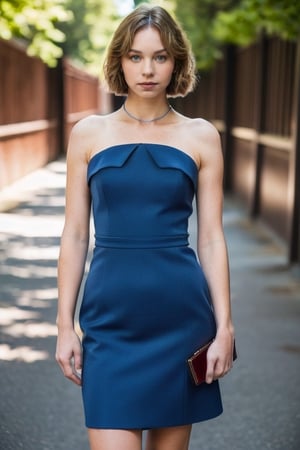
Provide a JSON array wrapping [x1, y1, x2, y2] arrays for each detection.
[[1, 36, 299, 264], [0, 39, 109, 189], [175, 37, 300, 264]]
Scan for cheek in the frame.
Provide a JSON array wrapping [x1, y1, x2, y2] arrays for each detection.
[[121, 61, 135, 79], [120, 67, 129, 85], [163, 63, 175, 81], [121, 58, 130, 72]]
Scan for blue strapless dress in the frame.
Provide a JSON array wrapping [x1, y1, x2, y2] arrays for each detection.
[[80, 143, 222, 429]]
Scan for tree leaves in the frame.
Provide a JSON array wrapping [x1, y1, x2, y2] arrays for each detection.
[[1, 0, 299, 70], [0, 0, 72, 66], [56, 0, 120, 74], [214, 0, 300, 46], [174, 0, 300, 69]]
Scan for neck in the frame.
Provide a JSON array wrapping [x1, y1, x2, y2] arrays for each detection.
[[122, 98, 171, 124]]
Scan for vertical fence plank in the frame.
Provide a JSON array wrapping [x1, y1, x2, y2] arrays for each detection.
[[251, 35, 268, 217], [223, 45, 235, 191], [288, 41, 300, 263]]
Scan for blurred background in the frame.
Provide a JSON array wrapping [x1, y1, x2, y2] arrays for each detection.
[[0, 0, 299, 264], [0, 1, 300, 449]]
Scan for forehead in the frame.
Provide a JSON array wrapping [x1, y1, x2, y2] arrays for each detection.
[[131, 26, 164, 51]]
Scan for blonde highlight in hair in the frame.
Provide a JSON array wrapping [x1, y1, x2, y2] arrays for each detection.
[[103, 4, 196, 97]]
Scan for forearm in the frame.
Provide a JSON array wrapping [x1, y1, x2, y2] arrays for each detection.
[[197, 236, 233, 334], [57, 234, 89, 330]]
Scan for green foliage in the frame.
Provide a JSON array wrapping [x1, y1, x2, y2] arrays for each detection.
[[173, 0, 300, 70], [174, 0, 237, 69], [0, 0, 72, 66], [214, 0, 300, 45], [57, 0, 120, 74], [0, 0, 120, 70], [2, 0, 298, 70]]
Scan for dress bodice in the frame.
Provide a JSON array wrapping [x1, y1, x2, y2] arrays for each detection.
[[87, 143, 198, 248]]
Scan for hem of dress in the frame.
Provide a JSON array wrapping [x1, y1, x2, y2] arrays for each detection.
[[84, 408, 223, 430]]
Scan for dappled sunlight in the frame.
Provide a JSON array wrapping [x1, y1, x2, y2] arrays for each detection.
[[17, 287, 58, 305], [0, 161, 67, 367], [3, 264, 57, 279], [0, 161, 66, 213], [30, 194, 65, 207], [0, 344, 49, 362], [4, 244, 60, 261], [1, 287, 57, 310], [2, 321, 57, 339], [0, 307, 39, 326], [1, 159, 86, 372], [0, 213, 63, 237], [1, 160, 66, 194], [0, 296, 57, 363]]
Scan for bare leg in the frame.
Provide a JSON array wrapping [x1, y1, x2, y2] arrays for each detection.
[[146, 425, 192, 450], [88, 428, 142, 450]]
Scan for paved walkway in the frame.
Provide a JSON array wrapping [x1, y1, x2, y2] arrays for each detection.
[[0, 159, 299, 450]]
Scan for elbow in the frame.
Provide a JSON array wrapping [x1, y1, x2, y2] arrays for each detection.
[[60, 226, 90, 246]]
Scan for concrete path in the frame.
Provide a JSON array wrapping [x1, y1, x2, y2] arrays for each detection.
[[0, 160, 299, 450]]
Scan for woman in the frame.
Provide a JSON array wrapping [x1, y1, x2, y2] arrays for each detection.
[[56, 4, 235, 450]]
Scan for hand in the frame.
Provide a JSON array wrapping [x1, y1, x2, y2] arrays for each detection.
[[205, 330, 235, 384], [56, 328, 82, 386]]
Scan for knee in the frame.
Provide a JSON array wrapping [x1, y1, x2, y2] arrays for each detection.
[[145, 425, 192, 450]]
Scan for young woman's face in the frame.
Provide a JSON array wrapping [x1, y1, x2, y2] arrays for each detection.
[[121, 26, 175, 98]]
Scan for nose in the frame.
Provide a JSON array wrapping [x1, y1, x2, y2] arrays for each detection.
[[142, 58, 154, 76]]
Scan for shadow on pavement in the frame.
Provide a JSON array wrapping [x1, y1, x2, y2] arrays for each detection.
[[0, 160, 89, 450], [0, 160, 299, 450]]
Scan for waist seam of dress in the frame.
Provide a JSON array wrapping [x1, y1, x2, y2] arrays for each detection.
[[94, 234, 189, 249]]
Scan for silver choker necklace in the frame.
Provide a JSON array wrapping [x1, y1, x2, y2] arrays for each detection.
[[123, 103, 172, 123]]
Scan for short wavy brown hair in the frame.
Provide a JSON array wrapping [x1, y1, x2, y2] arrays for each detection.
[[103, 4, 196, 97]]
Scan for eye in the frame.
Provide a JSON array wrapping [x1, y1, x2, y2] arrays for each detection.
[[129, 54, 141, 62], [155, 54, 167, 63]]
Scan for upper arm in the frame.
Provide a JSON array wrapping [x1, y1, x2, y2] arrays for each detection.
[[63, 121, 92, 241], [195, 122, 224, 246]]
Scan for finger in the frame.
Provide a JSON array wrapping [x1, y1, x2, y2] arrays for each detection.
[[64, 364, 82, 386], [70, 371, 82, 386], [205, 357, 216, 384], [74, 349, 82, 372], [67, 372, 82, 386], [72, 354, 82, 384], [57, 355, 82, 386], [213, 359, 231, 380]]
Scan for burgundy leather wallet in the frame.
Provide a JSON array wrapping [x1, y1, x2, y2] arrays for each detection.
[[187, 339, 237, 385]]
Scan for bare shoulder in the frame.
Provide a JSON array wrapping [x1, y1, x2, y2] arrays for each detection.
[[70, 113, 112, 139], [184, 117, 222, 166], [186, 117, 221, 148], [173, 112, 222, 168], [67, 113, 114, 161]]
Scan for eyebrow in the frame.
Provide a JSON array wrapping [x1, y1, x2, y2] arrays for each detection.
[[128, 48, 168, 54]]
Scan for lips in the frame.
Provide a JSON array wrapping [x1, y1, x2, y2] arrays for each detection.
[[138, 83, 157, 86]]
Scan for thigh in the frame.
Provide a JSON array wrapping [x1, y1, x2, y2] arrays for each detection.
[[88, 428, 142, 450], [146, 425, 192, 450]]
